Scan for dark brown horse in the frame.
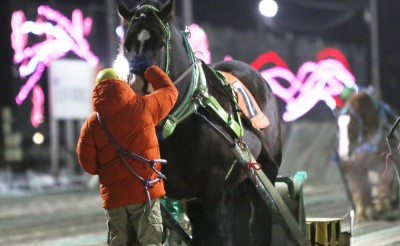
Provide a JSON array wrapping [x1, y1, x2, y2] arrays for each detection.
[[337, 91, 399, 223], [116, 0, 282, 245]]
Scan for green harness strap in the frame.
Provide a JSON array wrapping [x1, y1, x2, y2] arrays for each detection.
[[206, 66, 244, 137], [161, 64, 243, 140], [160, 31, 243, 140]]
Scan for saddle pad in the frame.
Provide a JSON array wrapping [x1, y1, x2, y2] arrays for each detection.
[[219, 71, 270, 129]]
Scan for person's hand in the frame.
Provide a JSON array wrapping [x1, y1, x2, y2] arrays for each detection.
[[129, 53, 151, 77]]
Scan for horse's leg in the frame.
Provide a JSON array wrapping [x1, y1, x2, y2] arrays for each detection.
[[244, 180, 273, 246], [256, 146, 279, 185], [374, 161, 394, 217], [344, 160, 373, 223], [221, 183, 253, 245], [212, 180, 272, 246], [185, 200, 204, 245], [185, 171, 228, 245]]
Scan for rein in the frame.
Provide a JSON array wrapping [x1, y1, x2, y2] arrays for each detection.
[[130, 4, 171, 75], [172, 59, 199, 86], [96, 112, 167, 216]]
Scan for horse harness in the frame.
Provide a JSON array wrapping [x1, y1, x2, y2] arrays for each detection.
[[129, 4, 276, 185]]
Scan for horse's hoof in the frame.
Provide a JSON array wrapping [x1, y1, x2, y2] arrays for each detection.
[[355, 204, 374, 224], [375, 199, 392, 216], [355, 212, 372, 224]]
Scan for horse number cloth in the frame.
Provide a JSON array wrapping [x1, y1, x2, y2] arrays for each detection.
[[220, 71, 270, 129]]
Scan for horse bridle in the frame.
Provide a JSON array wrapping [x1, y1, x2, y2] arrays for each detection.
[[129, 4, 171, 75]]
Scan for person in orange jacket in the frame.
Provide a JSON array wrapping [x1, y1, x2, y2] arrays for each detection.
[[76, 54, 178, 246]]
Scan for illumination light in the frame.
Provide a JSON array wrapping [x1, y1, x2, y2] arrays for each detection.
[[187, 23, 211, 64], [31, 85, 44, 128], [338, 115, 351, 159], [254, 50, 358, 122], [113, 53, 130, 80], [32, 132, 45, 144], [11, 5, 98, 108], [116, 25, 124, 39], [259, 0, 278, 18]]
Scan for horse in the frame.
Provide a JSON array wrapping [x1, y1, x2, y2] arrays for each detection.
[[116, 0, 283, 245], [337, 90, 399, 224]]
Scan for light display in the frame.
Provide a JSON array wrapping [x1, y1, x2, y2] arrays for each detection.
[[188, 24, 211, 64], [251, 49, 358, 121], [11, 5, 98, 127], [31, 85, 44, 128], [188, 24, 358, 122]]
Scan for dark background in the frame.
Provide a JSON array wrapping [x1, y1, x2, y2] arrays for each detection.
[[1, 0, 399, 110], [0, 0, 399, 169]]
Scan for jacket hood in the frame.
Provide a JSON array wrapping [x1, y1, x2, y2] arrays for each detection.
[[92, 79, 135, 116]]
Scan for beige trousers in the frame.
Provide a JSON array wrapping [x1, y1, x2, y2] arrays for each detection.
[[105, 199, 164, 246]]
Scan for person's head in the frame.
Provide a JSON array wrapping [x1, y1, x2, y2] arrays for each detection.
[[95, 68, 124, 84]]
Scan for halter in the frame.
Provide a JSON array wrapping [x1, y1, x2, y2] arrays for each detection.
[[129, 4, 171, 75]]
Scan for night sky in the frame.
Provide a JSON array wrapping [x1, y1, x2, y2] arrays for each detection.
[[1, 0, 399, 110]]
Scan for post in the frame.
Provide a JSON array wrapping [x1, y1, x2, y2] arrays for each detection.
[[65, 120, 75, 175], [106, 0, 118, 66], [50, 118, 59, 177], [369, 0, 380, 97], [182, 0, 193, 26]]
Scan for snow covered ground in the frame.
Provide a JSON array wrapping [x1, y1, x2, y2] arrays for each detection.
[[0, 168, 98, 197]]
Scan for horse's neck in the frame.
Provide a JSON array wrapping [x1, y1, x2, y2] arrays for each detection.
[[168, 26, 195, 91]]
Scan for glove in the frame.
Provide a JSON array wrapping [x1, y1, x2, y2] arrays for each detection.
[[129, 53, 151, 77]]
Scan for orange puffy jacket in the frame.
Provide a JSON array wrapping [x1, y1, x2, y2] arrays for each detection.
[[76, 66, 178, 209]]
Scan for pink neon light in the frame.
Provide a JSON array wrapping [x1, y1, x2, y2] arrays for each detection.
[[11, 11, 28, 64], [11, 5, 99, 108], [31, 85, 45, 128], [224, 56, 233, 61], [257, 54, 357, 122], [16, 63, 46, 105], [187, 23, 211, 64]]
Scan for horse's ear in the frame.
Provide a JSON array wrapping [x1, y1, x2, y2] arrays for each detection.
[[159, 0, 174, 22], [116, 0, 134, 21]]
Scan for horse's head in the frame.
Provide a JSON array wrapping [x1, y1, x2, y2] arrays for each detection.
[[117, 0, 175, 74], [338, 92, 381, 160]]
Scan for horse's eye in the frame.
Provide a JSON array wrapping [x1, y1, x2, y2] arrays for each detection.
[[133, 13, 146, 21], [159, 41, 166, 48]]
